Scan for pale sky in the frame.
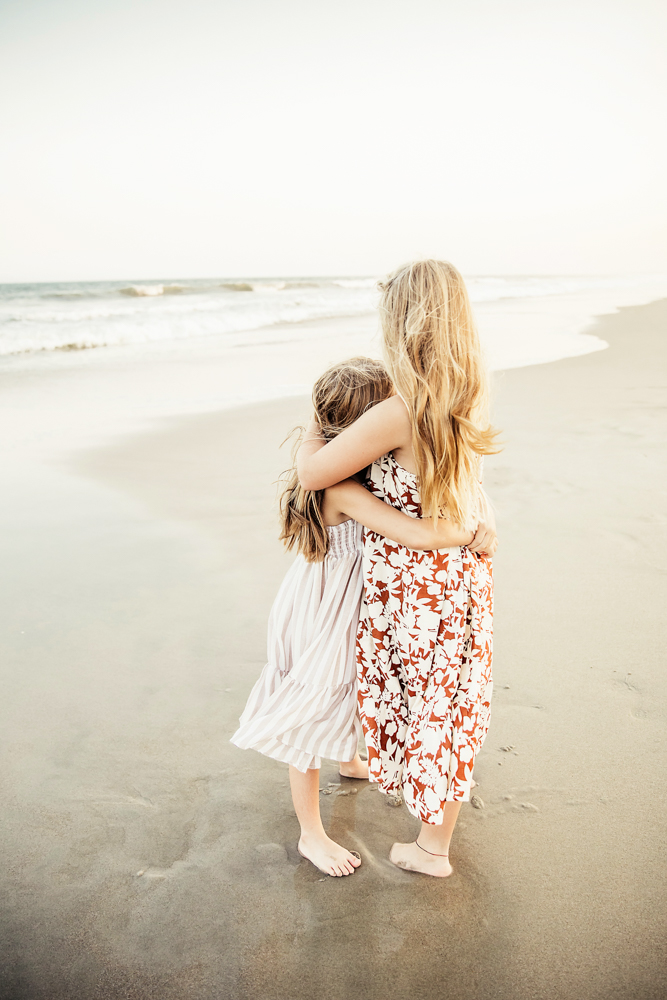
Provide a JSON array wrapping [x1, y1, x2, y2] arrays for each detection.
[[1, 0, 666, 282]]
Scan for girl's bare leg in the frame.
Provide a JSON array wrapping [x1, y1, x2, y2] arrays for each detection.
[[289, 765, 362, 876], [338, 751, 369, 779], [389, 801, 462, 878]]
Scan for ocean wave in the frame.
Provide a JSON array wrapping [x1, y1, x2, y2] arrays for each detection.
[[333, 278, 378, 289], [119, 284, 186, 297], [1, 272, 666, 358], [0, 296, 376, 355]]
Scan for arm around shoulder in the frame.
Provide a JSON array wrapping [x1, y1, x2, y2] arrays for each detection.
[[328, 479, 474, 550], [297, 395, 410, 491]]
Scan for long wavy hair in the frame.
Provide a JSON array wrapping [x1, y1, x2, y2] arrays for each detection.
[[279, 357, 393, 562], [379, 259, 500, 527]]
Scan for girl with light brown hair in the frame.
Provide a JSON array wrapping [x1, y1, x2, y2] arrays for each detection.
[[232, 355, 483, 877], [298, 261, 500, 877]]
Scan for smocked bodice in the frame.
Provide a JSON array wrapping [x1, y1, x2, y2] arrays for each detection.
[[326, 518, 363, 559]]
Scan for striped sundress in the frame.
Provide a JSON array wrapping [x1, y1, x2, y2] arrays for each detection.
[[231, 519, 363, 772]]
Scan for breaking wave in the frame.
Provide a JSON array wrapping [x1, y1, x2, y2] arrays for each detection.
[[1, 272, 666, 358]]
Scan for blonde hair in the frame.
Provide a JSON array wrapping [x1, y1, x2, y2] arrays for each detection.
[[379, 259, 500, 526], [279, 357, 393, 562]]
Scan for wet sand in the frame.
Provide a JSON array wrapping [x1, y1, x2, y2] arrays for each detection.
[[1, 301, 667, 999]]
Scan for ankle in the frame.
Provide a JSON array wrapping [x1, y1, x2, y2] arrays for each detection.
[[416, 839, 448, 857], [299, 826, 326, 845], [417, 831, 451, 857]]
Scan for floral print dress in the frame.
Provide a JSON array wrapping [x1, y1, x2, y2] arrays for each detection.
[[356, 454, 494, 825]]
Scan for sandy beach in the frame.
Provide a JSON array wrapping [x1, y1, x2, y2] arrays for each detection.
[[1, 300, 666, 999]]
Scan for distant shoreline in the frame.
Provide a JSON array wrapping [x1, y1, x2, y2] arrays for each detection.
[[2, 273, 665, 362]]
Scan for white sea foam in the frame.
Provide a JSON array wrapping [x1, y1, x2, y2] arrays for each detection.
[[2, 272, 666, 464], [0, 273, 666, 369], [119, 284, 186, 296]]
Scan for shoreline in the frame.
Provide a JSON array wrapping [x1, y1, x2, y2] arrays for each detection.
[[3, 271, 667, 371], [1, 300, 666, 999]]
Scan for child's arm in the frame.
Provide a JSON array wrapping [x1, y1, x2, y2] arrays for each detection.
[[327, 480, 474, 550], [298, 395, 410, 491], [469, 486, 498, 556]]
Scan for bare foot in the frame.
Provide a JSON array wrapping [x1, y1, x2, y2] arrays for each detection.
[[339, 753, 369, 780], [389, 841, 453, 878], [298, 833, 362, 877]]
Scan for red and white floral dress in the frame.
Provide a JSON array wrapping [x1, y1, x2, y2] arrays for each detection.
[[356, 454, 493, 825]]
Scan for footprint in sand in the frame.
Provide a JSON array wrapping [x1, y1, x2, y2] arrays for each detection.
[[254, 843, 288, 863]]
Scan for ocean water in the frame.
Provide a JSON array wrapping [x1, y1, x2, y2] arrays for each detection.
[[2, 271, 666, 460], [2, 273, 666, 365]]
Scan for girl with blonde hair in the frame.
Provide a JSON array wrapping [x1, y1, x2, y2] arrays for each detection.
[[298, 261, 500, 877], [232, 355, 484, 877]]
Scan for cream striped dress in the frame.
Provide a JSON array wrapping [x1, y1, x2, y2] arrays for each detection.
[[231, 519, 364, 772]]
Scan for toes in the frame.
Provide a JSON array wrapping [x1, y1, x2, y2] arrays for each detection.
[[307, 846, 361, 877]]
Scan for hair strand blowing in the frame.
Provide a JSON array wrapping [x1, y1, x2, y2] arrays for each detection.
[[379, 260, 501, 526]]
